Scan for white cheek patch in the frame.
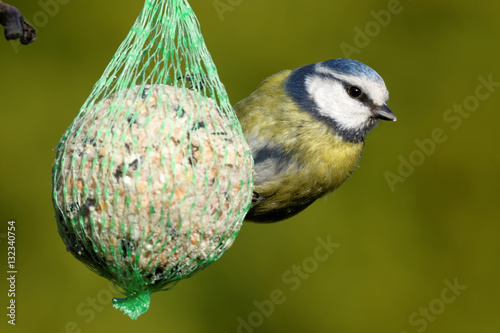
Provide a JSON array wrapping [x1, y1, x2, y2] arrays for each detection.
[[305, 75, 372, 130]]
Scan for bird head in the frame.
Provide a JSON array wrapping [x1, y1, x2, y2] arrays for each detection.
[[285, 58, 396, 143]]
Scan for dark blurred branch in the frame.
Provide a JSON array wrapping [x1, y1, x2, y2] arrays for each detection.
[[0, 1, 36, 45]]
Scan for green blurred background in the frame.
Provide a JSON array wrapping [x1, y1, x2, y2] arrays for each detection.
[[1, 0, 499, 332]]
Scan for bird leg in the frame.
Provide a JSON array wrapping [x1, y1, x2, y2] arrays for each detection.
[[0, 1, 36, 44]]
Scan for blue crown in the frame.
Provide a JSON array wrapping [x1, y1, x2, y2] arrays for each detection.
[[321, 58, 384, 83]]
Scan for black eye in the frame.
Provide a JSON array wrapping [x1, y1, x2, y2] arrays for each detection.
[[348, 86, 362, 98]]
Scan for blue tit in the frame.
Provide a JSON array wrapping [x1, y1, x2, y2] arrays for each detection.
[[234, 58, 396, 223]]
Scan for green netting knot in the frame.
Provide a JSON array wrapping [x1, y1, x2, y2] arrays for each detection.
[[112, 289, 152, 320]]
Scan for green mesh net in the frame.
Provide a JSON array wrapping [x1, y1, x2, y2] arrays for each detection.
[[51, 0, 254, 320]]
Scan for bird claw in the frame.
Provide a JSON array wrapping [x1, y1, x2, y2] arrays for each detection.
[[0, 2, 37, 45]]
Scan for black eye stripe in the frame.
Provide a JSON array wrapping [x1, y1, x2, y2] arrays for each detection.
[[300, 72, 378, 110], [334, 80, 380, 110]]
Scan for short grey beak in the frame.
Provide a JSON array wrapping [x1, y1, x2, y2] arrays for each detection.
[[373, 105, 396, 121]]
